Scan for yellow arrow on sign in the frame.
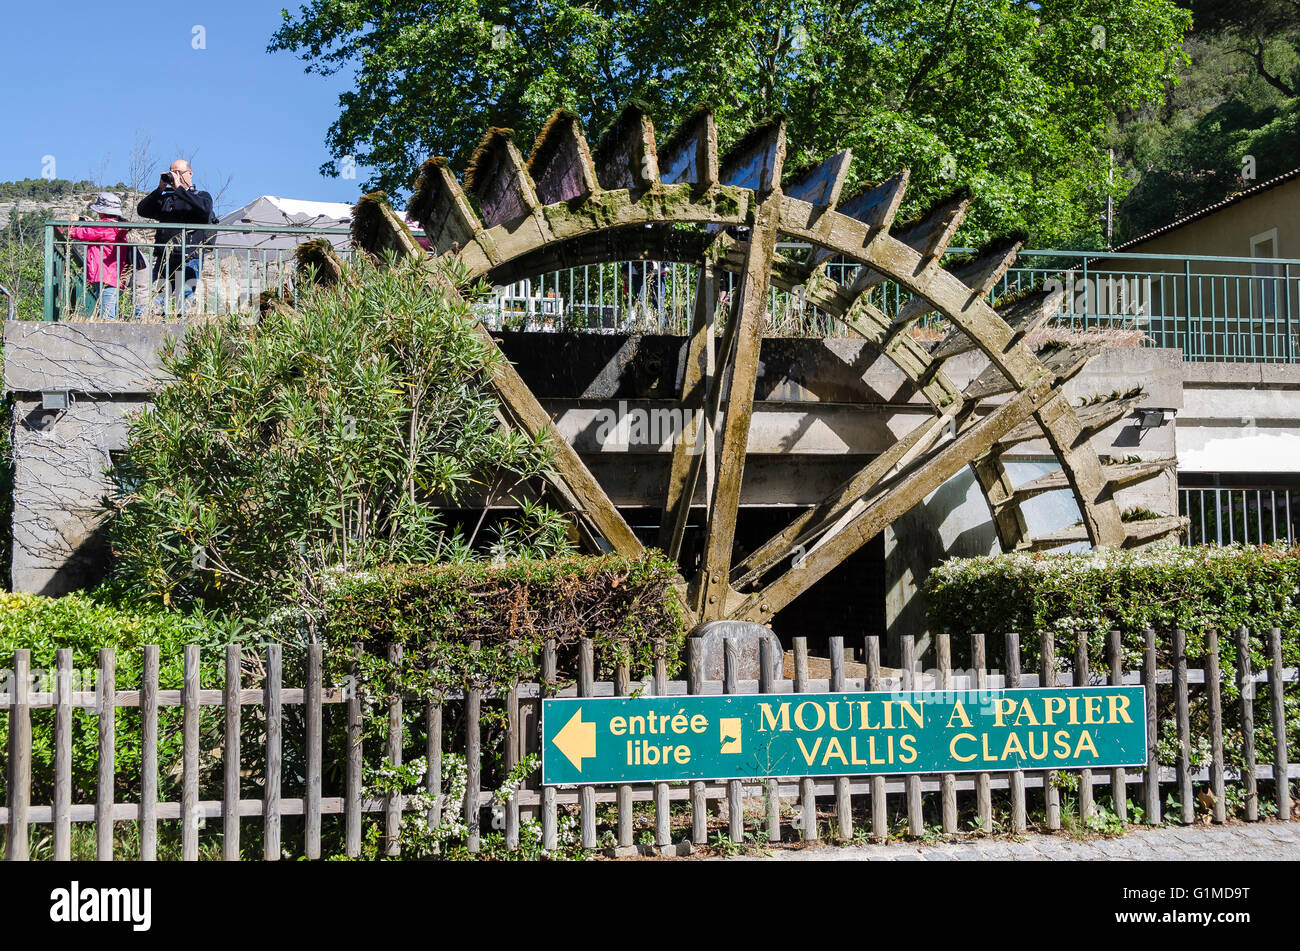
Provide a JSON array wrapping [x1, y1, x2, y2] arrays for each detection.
[[553, 707, 597, 771]]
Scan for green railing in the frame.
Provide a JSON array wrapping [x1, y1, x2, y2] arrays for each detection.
[[43, 220, 354, 321], [42, 221, 1300, 362]]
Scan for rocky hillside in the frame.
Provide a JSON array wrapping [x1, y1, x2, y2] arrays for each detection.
[[0, 184, 143, 229]]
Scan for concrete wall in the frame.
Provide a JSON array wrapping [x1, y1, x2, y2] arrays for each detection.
[[3, 321, 195, 595]]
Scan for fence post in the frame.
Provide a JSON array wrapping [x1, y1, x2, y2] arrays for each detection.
[[1041, 632, 1060, 830], [541, 638, 557, 851], [900, 635, 923, 837], [1005, 633, 1026, 833], [1142, 628, 1160, 825], [265, 644, 282, 861], [54, 649, 72, 861], [42, 223, 54, 321], [1236, 627, 1258, 821], [830, 636, 853, 840], [688, 638, 707, 846], [759, 638, 781, 844], [506, 676, 521, 852], [972, 633, 992, 831], [866, 636, 888, 840], [5, 650, 31, 861], [577, 638, 595, 850], [1174, 629, 1193, 824], [97, 648, 116, 861], [1108, 631, 1127, 822], [724, 637, 744, 844], [1206, 629, 1226, 823], [937, 633, 956, 834], [425, 693, 442, 852], [466, 639, 483, 853], [305, 643, 322, 859], [141, 645, 159, 861], [653, 640, 671, 849], [1074, 636, 1092, 822], [385, 642, 403, 858], [182, 645, 200, 861], [1269, 627, 1290, 820], [793, 637, 817, 841], [224, 643, 242, 860], [344, 646, 362, 858], [616, 642, 633, 849]]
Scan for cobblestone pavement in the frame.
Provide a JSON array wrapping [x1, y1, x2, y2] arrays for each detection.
[[717, 821, 1300, 861]]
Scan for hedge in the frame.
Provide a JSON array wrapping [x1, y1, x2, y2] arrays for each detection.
[[319, 552, 689, 705], [0, 590, 233, 804], [925, 543, 1299, 779]]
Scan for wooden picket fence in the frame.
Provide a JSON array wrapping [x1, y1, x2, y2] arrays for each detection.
[[1, 628, 1296, 860]]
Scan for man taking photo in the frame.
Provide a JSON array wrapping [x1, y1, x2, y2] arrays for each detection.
[[137, 159, 217, 315]]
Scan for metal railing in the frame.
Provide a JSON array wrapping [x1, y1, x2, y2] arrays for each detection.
[[482, 247, 1300, 362], [1180, 484, 1299, 546], [40, 222, 1300, 362], [43, 220, 353, 321]]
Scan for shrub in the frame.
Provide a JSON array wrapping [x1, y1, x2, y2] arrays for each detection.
[[106, 253, 567, 622], [319, 552, 688, 703], [925, 543, 1299, 771], [0, 589, 233, 803]]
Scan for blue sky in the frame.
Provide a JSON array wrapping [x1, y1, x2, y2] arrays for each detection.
[[0, 0, 371, 212]]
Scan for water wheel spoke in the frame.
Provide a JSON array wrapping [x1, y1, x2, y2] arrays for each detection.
[[730, 377, 1056, 623]]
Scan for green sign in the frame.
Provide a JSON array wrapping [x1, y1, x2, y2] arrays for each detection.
[[542, 687, 1147, 785]]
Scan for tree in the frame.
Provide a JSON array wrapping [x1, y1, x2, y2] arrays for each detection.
[[1188, 0, 1300, 98], [0, 209, 48, 321], [106, 254, 572, 622], [1110, 5, 1300, 244], [269, 0, 1191, 246]]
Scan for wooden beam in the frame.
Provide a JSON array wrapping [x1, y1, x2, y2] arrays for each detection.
[[594, 104, 660, 191], [465, 129, 542, 228], [658, 257, 718, 559], [658, 110, 718, 188], [408, 158, 489, 257], [719, 118, 787, 194], [526, 110, 599, 205], [730, 407, 965, 588], [695, 190, 784, 619], [1032, 393, 1126, 548], [730, 375, 1056, 622], [974, 453, 1031, 551]]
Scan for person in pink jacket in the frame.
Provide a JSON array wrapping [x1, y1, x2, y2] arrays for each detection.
[[67, 193, 130, 319]]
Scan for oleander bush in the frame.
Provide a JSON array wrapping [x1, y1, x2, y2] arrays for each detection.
[[926, 543, 1299, 785], [106, 253, 567, 621]]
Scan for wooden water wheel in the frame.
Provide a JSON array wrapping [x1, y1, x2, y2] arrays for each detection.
[[346, 106, 1186, 631]]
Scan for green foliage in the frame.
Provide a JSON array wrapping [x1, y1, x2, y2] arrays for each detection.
[[0, 590, 234, 803], [270, 0, 1190, 247], [320, 553, 688, 700], [107, 254, 567, 621], [1112, 2, 1300, 244], [0, 209, 48, 321], [0, 178, 123, 201]]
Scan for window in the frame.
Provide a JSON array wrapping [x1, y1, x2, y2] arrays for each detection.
[[1250, 229, 1278, 320]]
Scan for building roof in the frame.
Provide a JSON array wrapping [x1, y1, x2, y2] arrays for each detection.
[[1111, 166, 1300, 252]]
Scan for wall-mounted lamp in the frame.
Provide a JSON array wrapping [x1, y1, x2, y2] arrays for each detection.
[[40, 390, 69, 412], [1138, 408, 1167, 430]]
